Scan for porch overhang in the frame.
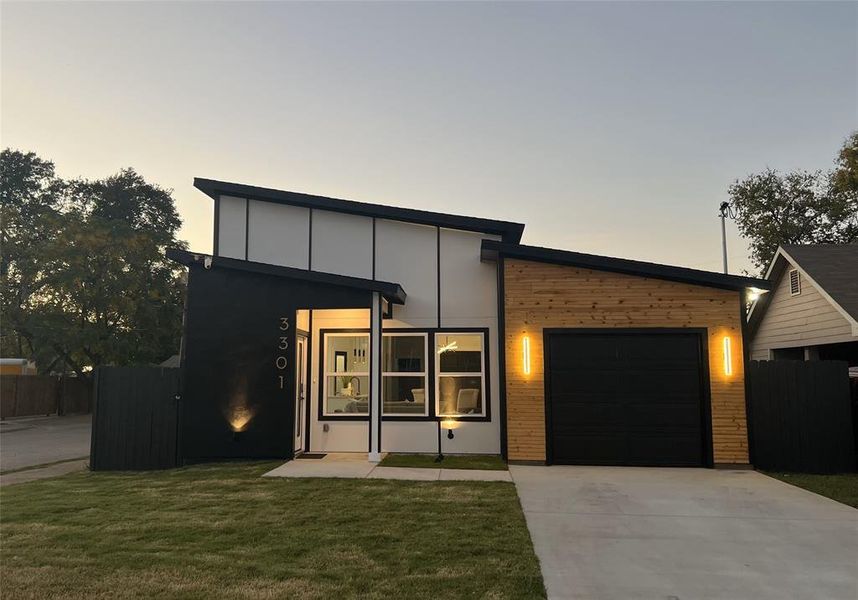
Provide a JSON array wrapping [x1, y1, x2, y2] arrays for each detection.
[[167, 248, 407, 305]]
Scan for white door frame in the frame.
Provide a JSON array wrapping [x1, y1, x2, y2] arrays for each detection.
[[294, 334, 308, 456]]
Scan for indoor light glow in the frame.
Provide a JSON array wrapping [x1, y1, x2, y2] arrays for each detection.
[[723, 336, 732, 376], [437, 341, 458, 354], [523, 336, 531, 375]]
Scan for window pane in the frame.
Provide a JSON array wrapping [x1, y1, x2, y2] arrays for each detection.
[[382, 376, 426, 414], [326, 335, 369, 374], [437, 333, 483, 373], [325, 375, 369, 414], [437, 376, 482, 415], [382, 335, 425, 373]]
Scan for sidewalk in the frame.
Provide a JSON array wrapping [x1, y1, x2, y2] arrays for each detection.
[[263, 453, 511, 481]]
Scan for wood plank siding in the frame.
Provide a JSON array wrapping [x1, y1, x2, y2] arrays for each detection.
[[504, 259, 749, 465]]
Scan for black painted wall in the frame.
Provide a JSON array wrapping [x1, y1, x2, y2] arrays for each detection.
[[181, 264, 371, 462]]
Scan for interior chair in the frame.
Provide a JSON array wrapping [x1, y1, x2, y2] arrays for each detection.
[[456, 388, 480, 414]]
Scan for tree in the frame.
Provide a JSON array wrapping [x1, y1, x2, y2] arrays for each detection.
[[0, 150, 64, 361], [0, 149, 187, 377], [728, 133, 858, 273], [833, 131, 858, 195]]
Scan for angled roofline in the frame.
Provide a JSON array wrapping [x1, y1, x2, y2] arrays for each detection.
[[748, 246, 858, 336], [481, 240, 770, 292], [194, 178, 525, 243], [166, 248, 406, 305]]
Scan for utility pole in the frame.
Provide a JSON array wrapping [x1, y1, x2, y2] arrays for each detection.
[[718, 201, 735, 274]]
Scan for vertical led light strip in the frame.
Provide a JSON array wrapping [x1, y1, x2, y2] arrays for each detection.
[[523, 336, 531, 376], [723, 336, 732, 376]]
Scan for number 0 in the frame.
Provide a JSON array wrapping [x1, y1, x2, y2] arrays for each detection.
[[276, 356, 288, 370]]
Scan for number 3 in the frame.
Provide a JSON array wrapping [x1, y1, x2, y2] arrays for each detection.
[[279, 317, 290, 331]]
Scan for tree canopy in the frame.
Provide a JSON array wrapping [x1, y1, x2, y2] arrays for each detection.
[[0, 149, 187, 378], [728, 132, 858, 274]]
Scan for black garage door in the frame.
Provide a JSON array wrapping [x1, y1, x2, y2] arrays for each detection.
[[546, 330, 708, 467]]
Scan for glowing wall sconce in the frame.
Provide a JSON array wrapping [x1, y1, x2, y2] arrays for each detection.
[[723, 336, 733, 376], [442, 418, 459, 439], [522, 336, 531, 376]]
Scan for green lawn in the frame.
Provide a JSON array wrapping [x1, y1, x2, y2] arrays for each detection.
[[0, 462, 544, 599], [379, 453, 508, 471], [766, 472, 858, 508]]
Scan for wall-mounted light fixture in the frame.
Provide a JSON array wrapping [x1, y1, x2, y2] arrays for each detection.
[[747, 287, 767, 303], [442, 418, 459, 439], [522, 335, 531, 376], [723, 336, 733, 376]]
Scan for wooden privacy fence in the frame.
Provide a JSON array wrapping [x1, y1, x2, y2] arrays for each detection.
[[0, 375, 91, 418], [748, 360, 855, 474], [90, 367, 181, 471]]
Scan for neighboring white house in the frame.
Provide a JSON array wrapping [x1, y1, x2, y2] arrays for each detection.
[[748, 244, 858, 364]]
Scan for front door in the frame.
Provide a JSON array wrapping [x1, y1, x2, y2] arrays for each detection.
[[294, 335, 308, 455]]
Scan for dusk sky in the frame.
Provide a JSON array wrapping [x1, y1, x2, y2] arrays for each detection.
[[3, 1, 856, 274]]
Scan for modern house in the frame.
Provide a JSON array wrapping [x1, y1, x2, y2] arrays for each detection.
[[749, 244, 858, 365], [168, 178, 768, 468]]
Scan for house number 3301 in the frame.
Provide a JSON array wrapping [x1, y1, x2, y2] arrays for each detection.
[[277, 316, 289, 389]]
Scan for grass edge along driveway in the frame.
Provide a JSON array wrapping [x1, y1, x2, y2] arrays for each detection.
[[1, 461, 545, 600], [765, 471, 858, 509]]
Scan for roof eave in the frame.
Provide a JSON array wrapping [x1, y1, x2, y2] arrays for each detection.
[[166, 248, 406, 305], [194, 177, 525, 243], [482, 240, 770, 293]]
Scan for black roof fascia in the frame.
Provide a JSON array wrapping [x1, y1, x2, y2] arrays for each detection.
[[481, 240, 770, 292], [167, 248, 406, 304], [194, 178, 525, 243]]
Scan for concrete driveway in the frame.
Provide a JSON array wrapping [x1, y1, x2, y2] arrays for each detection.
[[511, 466, 858, 600], [1, 415, 91, 474]]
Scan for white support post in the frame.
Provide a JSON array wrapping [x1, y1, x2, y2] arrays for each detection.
[[368, 292, 382, 463]]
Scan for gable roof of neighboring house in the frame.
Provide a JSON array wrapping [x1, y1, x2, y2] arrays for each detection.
[[194, 178, 525, 243], [748, 244, 858, 335], [481, 240, 770, 292]]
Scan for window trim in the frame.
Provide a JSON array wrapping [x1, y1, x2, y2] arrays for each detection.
[[321, 331, 370, 418], [789, 269, 801, 296], [317, 327, 491, 422], [381, 332, 429, 417], [434, 330, 487, 418]]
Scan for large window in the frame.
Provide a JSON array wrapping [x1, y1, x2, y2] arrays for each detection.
[[323, 333, 369, 415], [382, 333, 428, 416], [435, 332, 485, 417]]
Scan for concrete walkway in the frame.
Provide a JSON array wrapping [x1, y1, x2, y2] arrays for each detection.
[[263, 453, 512, 481], [1, 459, 89, 486], [510, 465, 858, 600]]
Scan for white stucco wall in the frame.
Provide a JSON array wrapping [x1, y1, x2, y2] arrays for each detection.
[[247, 200, 310, 268], [217, 196, 247, 259], [375, 219, 438, 327], [311, 210, 374, 278]]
